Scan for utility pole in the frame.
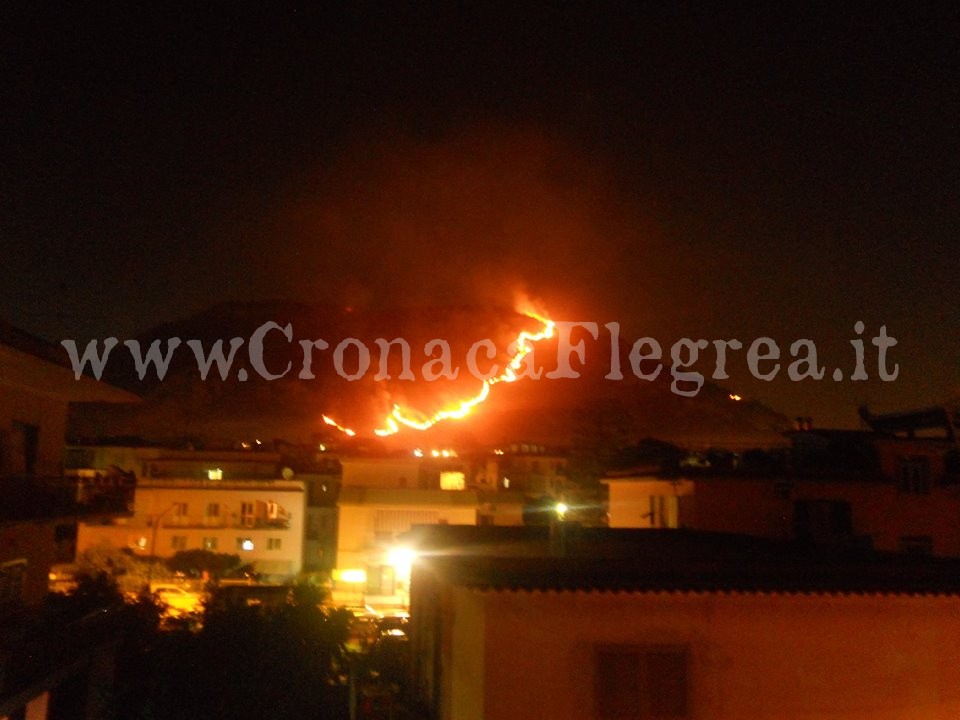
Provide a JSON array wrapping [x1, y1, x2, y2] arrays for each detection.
[[145, 504, 176, 590]]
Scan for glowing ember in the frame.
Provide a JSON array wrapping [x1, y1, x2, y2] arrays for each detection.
[[322, 414, 356, 436]]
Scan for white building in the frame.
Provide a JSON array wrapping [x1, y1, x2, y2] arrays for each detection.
[[75, 449, 305, 580]]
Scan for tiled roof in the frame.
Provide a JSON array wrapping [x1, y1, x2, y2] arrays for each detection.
[[410, 528, 960, 596]]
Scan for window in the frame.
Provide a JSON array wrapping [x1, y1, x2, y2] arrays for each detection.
[[207, 468, 223, 480], [240, 502, 255, 527], [793, 499, 852, 543], [171, 536, 187, 551], [205, 503, 220, 518], [897, 456, 931, 494], [237, 538, 254, 551], [203, 537, 218, 551], [773, 482, 793, 500], [55, 522, 77, 563], [900, 535, 933, 556], [267, 538, 282, 551], [11, 421, 39, 475], [595, 645, 689, 719], [0, 559, 27, 608], [374, 509, 439, 534], [366, 564, 395, 596], [168, 502, 189, 527], [647, 496, 680, 529], [440, 471, 465, 491]]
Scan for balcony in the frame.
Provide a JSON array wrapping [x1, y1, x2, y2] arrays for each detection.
[[0, 473, 135, 524], [0, 604, 123, 716], [159, 515, 291, 531]]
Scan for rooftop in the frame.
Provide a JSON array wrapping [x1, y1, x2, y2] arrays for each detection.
[[409, 526, 960, 596]]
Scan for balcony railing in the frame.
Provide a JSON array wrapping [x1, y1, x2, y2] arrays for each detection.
[[159, 515, 291, 530], [0, 604, 123, 713], [0, 473, 135, 524]]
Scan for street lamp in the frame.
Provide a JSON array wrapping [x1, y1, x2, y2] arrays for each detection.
[[146, 504, 177, 590]]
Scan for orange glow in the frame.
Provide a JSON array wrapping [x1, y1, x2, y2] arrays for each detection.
[[324, 308, 556, 438], [373, 309, 554, 436], [729, 393, 742, 401]]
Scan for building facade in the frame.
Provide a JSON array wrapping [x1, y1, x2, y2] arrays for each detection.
[[0, 324, 137, 720], [333, 454, 526, 608], [409, 528, 960, 720], [74, 448, 305, 581], [605, 413, 960, 556]]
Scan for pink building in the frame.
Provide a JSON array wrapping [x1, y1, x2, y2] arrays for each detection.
[[410, 528, 960, 720], [605, 408, 960, 557]]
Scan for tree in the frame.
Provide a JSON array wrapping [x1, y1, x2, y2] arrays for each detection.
[[125, 582, 352, 719], [75, 541, 152, 594]]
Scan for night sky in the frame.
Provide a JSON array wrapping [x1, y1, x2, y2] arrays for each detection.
[[2, 4, 958, 427]]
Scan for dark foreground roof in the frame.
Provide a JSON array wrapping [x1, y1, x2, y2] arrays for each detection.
[[0, 319, 69, 367], [410, 527, 960, 596]]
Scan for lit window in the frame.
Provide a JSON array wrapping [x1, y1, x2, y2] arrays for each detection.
[[440, 471, 465, 491], [336, 568, 367, 584], [236, 538, 254, 551], [208, 468, 223, 480], [203, 537, 218, 551]]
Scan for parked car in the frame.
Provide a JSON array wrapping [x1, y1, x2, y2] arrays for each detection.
[[151, 584, 202, 617], [376, 615, 409, 641]]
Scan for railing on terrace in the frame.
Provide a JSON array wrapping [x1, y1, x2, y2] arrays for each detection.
[[137, 477, 304, 491], [0, 604, 123, 713], [0, 473, 135, 523]]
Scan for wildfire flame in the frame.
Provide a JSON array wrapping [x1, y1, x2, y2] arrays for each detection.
[[322, 414, 356, 437], [323, 308, 555, 438]]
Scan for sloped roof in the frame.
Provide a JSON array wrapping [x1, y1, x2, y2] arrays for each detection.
[[410, 527, 960, 596], [0, 320, 139, 403]]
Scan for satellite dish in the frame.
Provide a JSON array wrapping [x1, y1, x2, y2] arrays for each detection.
[[281, 467, 295, 480]]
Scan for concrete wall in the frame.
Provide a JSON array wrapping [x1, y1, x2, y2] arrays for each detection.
[[606, 478, 694, 529], [451, 589, 960, 720], [0, 384, 67, 478], [341, 458, 425, 488]]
